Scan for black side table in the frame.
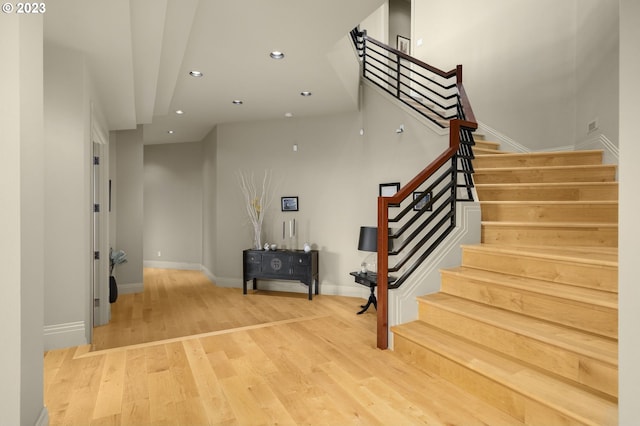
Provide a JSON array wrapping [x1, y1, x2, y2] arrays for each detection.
[[350, 271, 397, 315]]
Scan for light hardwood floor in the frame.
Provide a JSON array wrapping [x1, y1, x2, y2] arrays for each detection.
[[44, 268, 524, 425]]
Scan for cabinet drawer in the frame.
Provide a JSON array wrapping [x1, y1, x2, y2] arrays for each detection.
[[292, 254, 310, 266], [262, 252, 291, 274]]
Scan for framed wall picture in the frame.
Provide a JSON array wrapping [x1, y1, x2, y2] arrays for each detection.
[[397, 35, 410, 54], [413, 191, 433, 211], [380, 182, 401, 207], [281, 196, 298, 212]]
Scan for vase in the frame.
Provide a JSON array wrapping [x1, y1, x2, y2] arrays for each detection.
[[253, 222, 262, 249]]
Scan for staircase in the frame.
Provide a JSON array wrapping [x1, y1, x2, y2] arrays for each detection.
[[391, 139, 619, 425]]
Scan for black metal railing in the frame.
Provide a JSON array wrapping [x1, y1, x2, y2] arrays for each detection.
[[351, 29, 459, 128], [351, 28, 478, 349]]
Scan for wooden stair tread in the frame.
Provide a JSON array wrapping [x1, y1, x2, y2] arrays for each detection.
[[392, 321, 618, 426], [473, 165, 617, 185], [473, 150, 604, 168], [460, 244, 618, 267], [475, 181, 618, 189], [476, 149, 602, 157], [441, 266, 618, 308], [480, 200, 617, 206], [474, 149, 603, 160], [480, 200, 618, 223], [417, 292, 618, 365], [474, 164, 616, 173], [475, 147, 510, 155], [482, 220, 618, 229]]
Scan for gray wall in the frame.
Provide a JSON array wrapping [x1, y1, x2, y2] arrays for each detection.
[[412, 0, 618, 152], [144, 142, 204, 265], [389, 0, 411, 51], [114, 127, 144, 287], [575, 0, 619, 147], [202, 127, 219, 276], [211, 85, 447, 295], [43, 44, 92, 347]]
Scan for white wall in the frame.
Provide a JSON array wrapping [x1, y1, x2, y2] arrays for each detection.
[[43, 44, 93, 349], [619, 0, 640, 423], [144, 142, 204, 268], [0, 13, 47, 425]]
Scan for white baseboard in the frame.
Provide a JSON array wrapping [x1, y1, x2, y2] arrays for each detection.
[[575, 133, 619, 166], [201, 265, 217, 285], [213, 275, 369, 299], [36, 407, 49, 426], [117, 282, 143, 295], [143, 260, 202, 270], [477, 121, 530, 152], [43, 321, 87, 351]]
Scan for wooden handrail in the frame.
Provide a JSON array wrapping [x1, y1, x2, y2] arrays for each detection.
[[352, 28, 478, 350], [457, 66, 476, 123], [385, 119, 476, 206]]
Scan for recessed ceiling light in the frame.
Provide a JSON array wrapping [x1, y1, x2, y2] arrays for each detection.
[[167, 130, 174, 134], [285, 112, 293, 118], [270, 51, 285, 59], [175, 110, 184, 115], [189, 70, 203, 77], [232, 100, 243, 105], [300, 91, 312, 97]]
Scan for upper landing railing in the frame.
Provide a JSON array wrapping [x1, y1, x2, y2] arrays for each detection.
[[350, 29, 478, 349]]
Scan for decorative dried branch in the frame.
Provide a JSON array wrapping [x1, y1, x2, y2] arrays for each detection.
[[238, 170, 274, 248]]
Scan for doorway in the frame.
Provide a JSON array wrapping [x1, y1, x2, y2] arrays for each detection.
[[91, 138, 110, 332]]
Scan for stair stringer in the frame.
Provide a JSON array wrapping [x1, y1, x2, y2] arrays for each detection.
[[387, 201, 481, 348]]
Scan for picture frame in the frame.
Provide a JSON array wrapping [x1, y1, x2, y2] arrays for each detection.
[[396, 35, 410, 55], [380, 182, 401, 207], [281, 196, 299, 212], [413, 191, 433, 211]]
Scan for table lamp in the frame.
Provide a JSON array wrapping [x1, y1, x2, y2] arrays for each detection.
[[358, 226, 378, 273]]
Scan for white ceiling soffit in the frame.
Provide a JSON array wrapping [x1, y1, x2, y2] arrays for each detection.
[[44, 0, 138, 130], [44, 0, 385, 143]]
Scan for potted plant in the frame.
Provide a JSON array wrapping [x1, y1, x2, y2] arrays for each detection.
[[109, 248, 127, 303]]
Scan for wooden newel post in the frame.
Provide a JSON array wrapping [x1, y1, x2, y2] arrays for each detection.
[[377, 197, 389, 349]]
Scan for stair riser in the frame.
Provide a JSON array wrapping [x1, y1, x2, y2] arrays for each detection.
[[417, 302, 617, 397], [394, 335, 590, 425], [474, 166, 616, 184], [475, 148, 509, 155], [473, 152, 603, 169], [476, 184, 619, 201], [474, 141, 500, 150], [480, 203, 618, 223], [461, 249, 617, 292], [440, 275, 618, 338], [482, 224, 618, 247]]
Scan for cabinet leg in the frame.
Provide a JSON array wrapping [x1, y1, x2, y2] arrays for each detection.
[[357, 287, 377, 315]]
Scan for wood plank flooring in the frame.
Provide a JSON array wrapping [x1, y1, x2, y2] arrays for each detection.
[[45, 268, 525, 425]]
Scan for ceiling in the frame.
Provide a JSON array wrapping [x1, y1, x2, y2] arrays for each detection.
[[43, 0, 385, 144]]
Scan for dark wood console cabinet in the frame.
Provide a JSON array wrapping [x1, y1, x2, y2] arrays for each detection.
[[243, 249, 319, 300]]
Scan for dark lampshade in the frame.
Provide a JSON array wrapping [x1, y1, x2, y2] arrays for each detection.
[[358, 226, 377, 252]]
